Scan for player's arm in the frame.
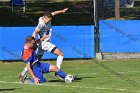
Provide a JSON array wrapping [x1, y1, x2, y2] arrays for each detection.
[[26, 62, 40, 84], [36, 36, 48, 44], [33, 36, 48, 50], [51, 8, 68, 16], [33, 23, 44, 38], [32, 29, 39, 38]]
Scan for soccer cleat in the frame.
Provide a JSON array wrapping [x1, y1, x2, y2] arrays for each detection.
[[18, 73, 30, 83], [73, 75, 78, 81], [21, 75, 28, 83], [23, 77, 34, 84], [20, 75, 33, 84], [55, 72, 64, 81]]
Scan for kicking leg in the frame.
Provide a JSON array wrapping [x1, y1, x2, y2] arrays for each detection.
[[49, 65, 77, 81], [49, 65, 67, 80]]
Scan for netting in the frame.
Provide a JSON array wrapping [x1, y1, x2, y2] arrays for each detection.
[[98, 0, 140, 20]]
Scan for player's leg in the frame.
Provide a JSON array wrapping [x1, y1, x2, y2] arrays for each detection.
[[18, 67, 28, 82], [21, 67, 28, 76], [40, 62, 67, 80], [42, 41, 64, 69], [52, 48, 64, 69], [41, 42, 67, 80], [32, 62, 77, 83], [48, 64, 77, 81], [51, 48, 64, 79], [49, 65, 67, 80], [31, 62, 47, 83], [20, 62, 47, 84]]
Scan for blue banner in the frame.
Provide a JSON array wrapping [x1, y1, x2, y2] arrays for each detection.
[[100, 20, 140, 52], [0, 26, 94, 60]]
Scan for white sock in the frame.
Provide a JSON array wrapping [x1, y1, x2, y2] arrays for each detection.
[[56, 56, 63, 69], [21, 67, 28, 76]]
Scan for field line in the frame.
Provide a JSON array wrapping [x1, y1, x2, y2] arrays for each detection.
[[0, 80, 140, 92], [118, 71, 139, 73]]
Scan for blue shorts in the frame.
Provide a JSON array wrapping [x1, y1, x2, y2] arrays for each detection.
[[31, 62, 50, 83]]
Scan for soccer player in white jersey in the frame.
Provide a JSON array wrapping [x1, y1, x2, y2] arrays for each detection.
[[19, 8, 68, 81]]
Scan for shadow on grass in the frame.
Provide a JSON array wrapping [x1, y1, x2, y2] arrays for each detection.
[[48, 76, 94, 82], [49, 80, 64, 82], [76, 76, 95, 80], [0, 88, 20, 91]]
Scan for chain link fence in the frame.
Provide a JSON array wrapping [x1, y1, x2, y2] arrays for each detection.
[[98, 0, 140, 20], [0, 0, 139, 26]]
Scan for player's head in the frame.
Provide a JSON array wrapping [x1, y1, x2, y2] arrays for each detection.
[[43, 11, 53, 23], [25, 36, 36, 48]]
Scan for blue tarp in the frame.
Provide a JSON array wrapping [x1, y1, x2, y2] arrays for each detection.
[[100, 20, 140, 52], [11, 0, 24, 5], [0, 26, 94, 60]]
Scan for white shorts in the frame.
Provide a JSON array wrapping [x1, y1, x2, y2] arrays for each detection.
[[36, 41, 56, 56]]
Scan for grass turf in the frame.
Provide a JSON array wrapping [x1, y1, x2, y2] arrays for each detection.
[[0, 59, 140, 93]]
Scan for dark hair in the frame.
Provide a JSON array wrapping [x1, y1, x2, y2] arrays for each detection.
[[26, 36, 35, 43], [44, 11, 53, 18]]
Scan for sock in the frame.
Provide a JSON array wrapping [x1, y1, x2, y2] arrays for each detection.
[[56, 56, 63, 69], [57, 70, 67, 79], [21, 67, 28, 76]]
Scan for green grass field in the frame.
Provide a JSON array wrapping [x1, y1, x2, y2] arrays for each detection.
[[0, 59, 140, 93]]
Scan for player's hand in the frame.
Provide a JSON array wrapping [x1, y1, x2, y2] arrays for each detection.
[[34, 77, 40, 84], [41, 35, 50, 41], [63, 8, 68, 13], [45, 35, 50, 38]]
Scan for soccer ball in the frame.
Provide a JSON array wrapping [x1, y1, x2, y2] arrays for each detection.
[[65, 75, 74, 83]]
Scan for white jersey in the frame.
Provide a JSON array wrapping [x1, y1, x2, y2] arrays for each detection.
[[35, 17, 52, 42]]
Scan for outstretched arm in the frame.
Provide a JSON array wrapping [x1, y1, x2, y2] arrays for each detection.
[[51, 8, 68, 16]]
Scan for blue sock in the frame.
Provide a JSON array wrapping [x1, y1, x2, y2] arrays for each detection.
[[57, 70, 67, 79]]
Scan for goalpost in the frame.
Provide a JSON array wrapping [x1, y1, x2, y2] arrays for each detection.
[[93, 0, 100, 53]]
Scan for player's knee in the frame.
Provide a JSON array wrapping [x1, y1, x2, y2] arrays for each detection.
[[51, 66, 59, 72], [59, 52, 64, 56], [54, 66, 59, 72]]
